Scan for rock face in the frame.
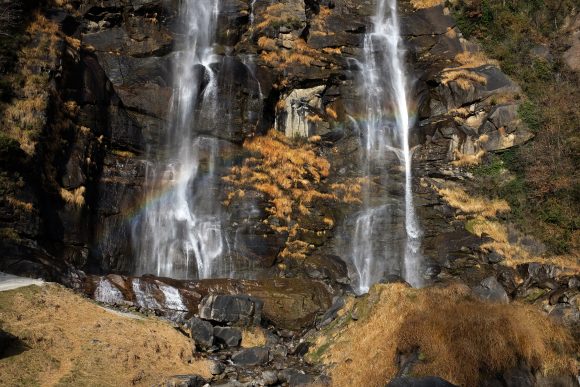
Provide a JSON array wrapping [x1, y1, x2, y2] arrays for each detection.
[[199, 295, 263, 326], [0, 0, 541, 308], [84, 274, 333, 331]]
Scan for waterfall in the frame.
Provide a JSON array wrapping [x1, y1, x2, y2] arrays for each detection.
[[132, 0, 228, 279], [348, 0, 422, 293]]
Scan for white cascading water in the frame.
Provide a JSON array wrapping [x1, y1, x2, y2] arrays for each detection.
[[132, 0, 227, 279], [350, 0, 422, 293]]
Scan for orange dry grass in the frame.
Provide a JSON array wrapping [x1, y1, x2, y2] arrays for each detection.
[[59, 186, 85, 207], [410, 0, 442, 9], [438, 186, 510, 217], [224, 130, 332, 221], [470, 218, 580, 272], [256, 3, 302, 30], [0, 284, 211, 386], [314, 284, 577, 387], [441, 69, 487, 89], [452, 149, 486, 166], [0, 13, 62, 155], [259, 37, 318, 68]]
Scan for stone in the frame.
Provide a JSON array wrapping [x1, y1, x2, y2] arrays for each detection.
[[316, 296, 345, 329], [231, 347, 269, 366], [213, 326, 242, 348], [387, 376, 458, 387], [199, 295, 263, 326], [210, 361, 226, 375], [187, 317, 214, 350], [166, 374, 207, 387], [276, 86, 326, 138], [487, 251, 504, 264], [473, 277, 509, 304], [278, 369, 313, 386], [261, 370, 278, 386]]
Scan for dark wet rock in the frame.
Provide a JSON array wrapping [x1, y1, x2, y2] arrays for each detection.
[[278, 369, 314, 386], [261, 370, 278, 386], [187, 317, 214, 350], [199, 294, 263, 327], [291, 341, 310, 356], [231, 347, 270, 366], [317, 296, 345, 329], [473, 276, 509, 304], [387, 376, 458, 387], [486, 251, 504, 264], [166, 374, 207, 387], [210, 361, 226, 376], [501, 366, 535, 387], [213, 326, 242, 348]]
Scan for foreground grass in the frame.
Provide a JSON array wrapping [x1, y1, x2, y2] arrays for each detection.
[[0, 284, 210, 386], [309, 284, 577, 386]]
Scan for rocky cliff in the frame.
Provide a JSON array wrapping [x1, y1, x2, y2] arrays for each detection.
[[0, 0, 578, 385]]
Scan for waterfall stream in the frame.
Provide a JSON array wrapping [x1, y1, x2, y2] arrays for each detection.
[[349, 0, 422, 293], [132, 1, 228, 279]]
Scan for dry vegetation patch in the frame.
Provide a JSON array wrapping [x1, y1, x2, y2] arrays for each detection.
[[410, 0, 442, 9], [438, 186, 510, 217], [0, 284, 210, 386], [310, 284, 577, 386]]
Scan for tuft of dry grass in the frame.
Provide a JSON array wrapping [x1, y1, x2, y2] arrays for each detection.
[[441, 68, 487, 89], [0, 12, 63, 155], [60, 186, 85, 207], [452, 149, 486, 166], [6, 197, 34, 212], [223, 129, 332, 222], [410, 0, 442, 9], [438, 186, 510, 217], [469, 217, 580, 272], [312, 283, 577, 387], [455, 51, 499, 68], [241, 328, 267, 348], [0, 284, 211, 386]]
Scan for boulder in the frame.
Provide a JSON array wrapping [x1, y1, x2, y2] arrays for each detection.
[[213, 326, 242, 347], [187, 317, 214, 350], [199, 294, 263, 326], [231, 347, 269, 366], [166, 374, 207, 387], [473, 277, 509, 304]]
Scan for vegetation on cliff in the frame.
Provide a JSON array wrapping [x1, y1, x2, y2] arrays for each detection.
[[450, 0, 579, 255]]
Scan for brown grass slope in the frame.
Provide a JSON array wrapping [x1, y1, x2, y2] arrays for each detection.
[[0, 284, 210, 386], [310, 284, 577, 387]]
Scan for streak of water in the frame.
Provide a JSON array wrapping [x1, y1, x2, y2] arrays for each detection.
[[132, 1, 227, 279], [349, 0, 422, 293]]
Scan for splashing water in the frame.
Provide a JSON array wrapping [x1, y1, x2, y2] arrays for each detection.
[[132, 1, 227, 279], [349, 0, 422, 293]]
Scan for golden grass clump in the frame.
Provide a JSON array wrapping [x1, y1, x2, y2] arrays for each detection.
[[452, 149, 485, 166], [60, 186, 85, 207], [259, 36, 319, 68], [256, 3, 303, 30], [410, 0, 442, 9], [441, 68, 487, 89], [224, 130, 332, 222], [437, 186, 510, 218], [455, 51, 499, 68], [312, 283, 577, 387], [6, 197, 34, 212], [241, 328, 268, 348], [0, 12, 63, 155]]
